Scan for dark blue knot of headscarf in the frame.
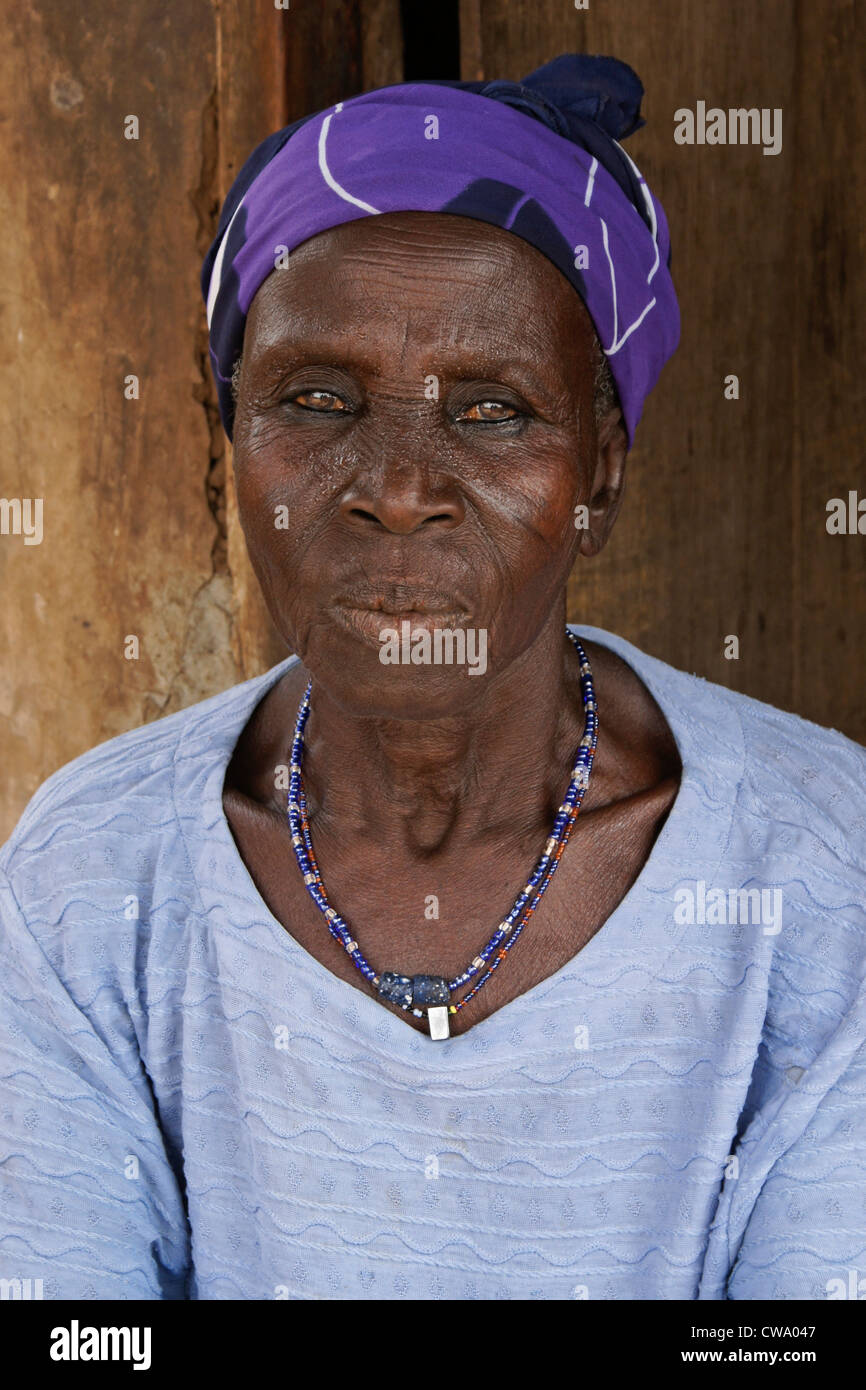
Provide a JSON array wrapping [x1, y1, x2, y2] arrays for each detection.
[[458, 53, 645, 140]]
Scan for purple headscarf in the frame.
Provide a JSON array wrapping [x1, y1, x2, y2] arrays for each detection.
[[202, 55, 679, 448]]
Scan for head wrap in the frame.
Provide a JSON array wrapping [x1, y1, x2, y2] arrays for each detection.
[[202, 54, 679, 448]]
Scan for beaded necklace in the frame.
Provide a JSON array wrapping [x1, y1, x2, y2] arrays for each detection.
[[287, 629, 598, 1039]]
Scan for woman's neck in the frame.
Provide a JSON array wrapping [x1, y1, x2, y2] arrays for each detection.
[[225, 621, 682, 868], [301, 622, 586, 857]]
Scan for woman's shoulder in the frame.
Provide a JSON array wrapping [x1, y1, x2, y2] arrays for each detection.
[[0, 658, 296, 904], [578, 629, 866, 1084], [576, 624, 866, 837], [690, 661, 866, 863]]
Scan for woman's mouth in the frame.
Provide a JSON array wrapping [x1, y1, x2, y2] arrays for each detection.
[[332, 602, 467, 648], [328, 576, 475, 650]]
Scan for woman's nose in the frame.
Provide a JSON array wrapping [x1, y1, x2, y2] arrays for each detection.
[[338, 459, 465, 534]]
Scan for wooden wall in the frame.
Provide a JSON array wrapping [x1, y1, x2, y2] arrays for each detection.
[[1, 0, 862, 840]]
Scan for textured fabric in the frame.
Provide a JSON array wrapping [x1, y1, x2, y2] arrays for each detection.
[[1, 626, 865, 1301], [202, 55, 680, 448]]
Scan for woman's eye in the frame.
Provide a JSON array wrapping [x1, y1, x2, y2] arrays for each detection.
[[459, 400, 520, 422], [290, 390, 349, 412]]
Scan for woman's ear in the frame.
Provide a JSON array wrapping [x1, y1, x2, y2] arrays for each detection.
[[578, 407, 629, 558]]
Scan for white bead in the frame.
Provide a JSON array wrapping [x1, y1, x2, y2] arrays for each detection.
[[428, 1006, 450, 1040]]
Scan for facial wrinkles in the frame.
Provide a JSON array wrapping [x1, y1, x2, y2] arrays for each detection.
[[235, 215, 600, 668], [241, 348, 584, 532]]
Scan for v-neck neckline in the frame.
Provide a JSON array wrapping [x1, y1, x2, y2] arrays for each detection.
[[174, 626, 745, 1058]]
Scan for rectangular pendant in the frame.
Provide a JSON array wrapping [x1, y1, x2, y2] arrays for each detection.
[[427, 1006, 450, 1040]]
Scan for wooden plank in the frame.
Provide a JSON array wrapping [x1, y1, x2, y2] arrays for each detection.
[[789, 0, 866, 736], [0, 0, 230, 840], [461, 0, 865, 742]]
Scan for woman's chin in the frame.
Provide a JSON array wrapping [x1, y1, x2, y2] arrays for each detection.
[[308, 652, 494, 723]]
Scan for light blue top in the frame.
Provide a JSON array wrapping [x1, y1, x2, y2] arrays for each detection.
[[2, 626, 865, 1301]]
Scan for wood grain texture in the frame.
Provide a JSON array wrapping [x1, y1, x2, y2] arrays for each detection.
[[790, 0, 865, 737], [0, 0, 233, 840], [464, 0, 865, 740]]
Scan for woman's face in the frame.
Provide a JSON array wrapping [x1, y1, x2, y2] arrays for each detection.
[[231, 211, 623, 719]]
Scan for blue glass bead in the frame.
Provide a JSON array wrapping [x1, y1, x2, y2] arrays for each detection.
[[411, 975, 450, 1006], [377, 973, 413, 1007]]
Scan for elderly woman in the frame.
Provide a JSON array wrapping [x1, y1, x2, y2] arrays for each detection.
[[1, 55, 865, 1303]]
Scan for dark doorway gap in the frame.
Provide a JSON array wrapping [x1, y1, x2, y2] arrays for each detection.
[[399, 0, 462, 81]]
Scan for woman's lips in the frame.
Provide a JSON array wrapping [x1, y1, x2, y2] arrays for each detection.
[[331, 580, 473, 649], [336, 582, 469, 614], [332, 602, 467, 648]]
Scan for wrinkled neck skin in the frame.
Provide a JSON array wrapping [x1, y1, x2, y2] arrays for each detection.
[[231, 611, 679, 882], [299, 600, 586, 859]]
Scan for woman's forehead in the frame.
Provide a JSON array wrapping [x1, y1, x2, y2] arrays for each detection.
[[245, 211, 597, 364]]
